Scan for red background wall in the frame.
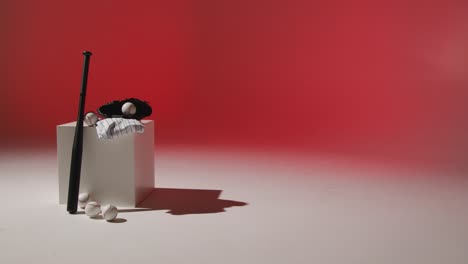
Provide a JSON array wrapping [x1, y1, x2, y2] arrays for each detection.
[[3, 0, 468, 171]]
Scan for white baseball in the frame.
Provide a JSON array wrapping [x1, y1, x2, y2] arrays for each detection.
[[121, 102, 136, 116], [102, 204, 118, 221], [84, 112, 99, 126], [78, 192, 90, 209], [85, 201, 101, 218]]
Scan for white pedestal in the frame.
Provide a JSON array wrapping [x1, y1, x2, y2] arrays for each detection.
[[57, 120, 154, 207]]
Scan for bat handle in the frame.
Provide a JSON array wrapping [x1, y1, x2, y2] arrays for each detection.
[[80, 51, 92, 95]]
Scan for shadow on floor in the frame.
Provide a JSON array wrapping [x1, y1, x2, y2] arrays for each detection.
[[118, 188, 248, 215]]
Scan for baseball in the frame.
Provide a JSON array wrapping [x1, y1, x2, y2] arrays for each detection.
[[121, 102, 136, 116], [84, 112, 99, 126], [85, 201, 101, 218], [78, 192, 90, 209], [102, 204, 118, 221]]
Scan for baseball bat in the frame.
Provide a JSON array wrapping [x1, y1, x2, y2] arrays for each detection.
[[67, 51, 92, 214]]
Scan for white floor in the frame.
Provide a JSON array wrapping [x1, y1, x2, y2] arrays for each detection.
[[1, 148, 468, 264]]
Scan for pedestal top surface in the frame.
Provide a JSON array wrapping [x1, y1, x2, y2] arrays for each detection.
[[58, 120, 154, 127]]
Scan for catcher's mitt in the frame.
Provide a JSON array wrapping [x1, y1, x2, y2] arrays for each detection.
[[98, 98, 152, 120]]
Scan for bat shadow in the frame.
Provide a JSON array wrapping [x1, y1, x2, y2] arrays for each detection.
[[118, 188, 248, 215]]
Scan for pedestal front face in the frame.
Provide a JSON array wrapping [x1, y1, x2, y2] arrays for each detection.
[[57, 120, 154, 207]]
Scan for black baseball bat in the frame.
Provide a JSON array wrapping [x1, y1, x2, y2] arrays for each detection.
[[67, 51, 92, 214]]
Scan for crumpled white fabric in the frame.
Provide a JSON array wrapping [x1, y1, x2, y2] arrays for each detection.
[[95, 118, 145, 140]]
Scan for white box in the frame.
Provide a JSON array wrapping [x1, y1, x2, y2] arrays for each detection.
[[57, 120, 154, 207]]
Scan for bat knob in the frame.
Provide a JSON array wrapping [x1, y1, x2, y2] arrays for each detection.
[[83, 51, 93, 56]]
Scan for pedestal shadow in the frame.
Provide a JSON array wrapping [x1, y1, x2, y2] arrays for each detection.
[[119, 188, 248, 215]]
